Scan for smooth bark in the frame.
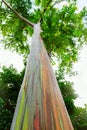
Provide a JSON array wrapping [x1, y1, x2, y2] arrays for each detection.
[[10, 23, 74, 130]]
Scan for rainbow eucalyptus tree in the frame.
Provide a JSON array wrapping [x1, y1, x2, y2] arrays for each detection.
[[1, 0, 87, 129], [2, 0, 74, 130], [11, 23, 73, 130]]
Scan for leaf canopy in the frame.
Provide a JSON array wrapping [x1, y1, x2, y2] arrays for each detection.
[[0, 0, 87, 74]]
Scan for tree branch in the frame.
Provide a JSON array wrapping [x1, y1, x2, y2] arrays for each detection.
[[2, 0, 34, 28]]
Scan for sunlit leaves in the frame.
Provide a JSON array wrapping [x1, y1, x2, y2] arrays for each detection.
[[0, 0, 87, 65], [35, 0, 52, 8], [40, 3, 87, 74], [35, 0, 41, 6], [0, 0, 32, 55]]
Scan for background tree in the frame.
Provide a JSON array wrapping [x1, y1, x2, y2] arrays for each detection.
[[0, 66, 24, 130], [71, 105, 87, 130], [0, 97, 13, 130], [0, 66, 24, 108]]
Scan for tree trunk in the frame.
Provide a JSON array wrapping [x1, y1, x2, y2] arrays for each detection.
[[10, 22, 74, 130]]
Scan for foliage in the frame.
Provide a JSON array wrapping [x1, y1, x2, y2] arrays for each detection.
[[0, 1, 87, 73], [71, 105, 87, 130], [0, 66, 25, 130], [0, 65, 24, 105], [0, 0, 32, 55], [41, 4, 87, 74], [0, 98, 13, 130]]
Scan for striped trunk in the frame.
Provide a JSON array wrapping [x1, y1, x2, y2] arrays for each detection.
[[10, 23, 74, 130]]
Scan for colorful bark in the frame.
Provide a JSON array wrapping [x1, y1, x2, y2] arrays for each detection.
[[10, 23, 74, 130]]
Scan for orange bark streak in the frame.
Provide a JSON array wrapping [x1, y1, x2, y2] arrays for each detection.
[[41, 53, 62, 130], [34, 101, 40, 130]]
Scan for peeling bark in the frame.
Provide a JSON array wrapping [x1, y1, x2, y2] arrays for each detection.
[[10, 23, 74, 130]]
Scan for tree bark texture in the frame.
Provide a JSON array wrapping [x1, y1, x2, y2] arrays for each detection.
[[10, 23, 74, 130]]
